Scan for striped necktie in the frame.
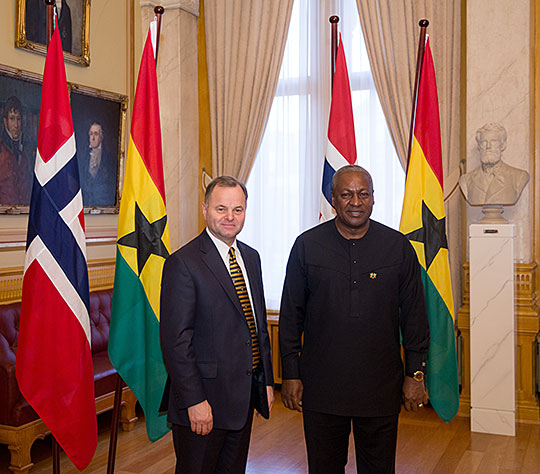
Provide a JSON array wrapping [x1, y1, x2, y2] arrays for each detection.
[[229, 247, 261, 370]]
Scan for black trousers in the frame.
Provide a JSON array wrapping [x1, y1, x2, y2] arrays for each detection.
[[172, 415, 253, 474], [302, 409, 399, 474], [172, 370, 262, 474]]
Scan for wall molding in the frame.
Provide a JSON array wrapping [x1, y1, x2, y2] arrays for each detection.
[[0, 227, 117, 251], [0, 258, 116, 304]]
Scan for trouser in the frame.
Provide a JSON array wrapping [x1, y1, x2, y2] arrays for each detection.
[[172, 369, 262, 474], [302, 409, 399, 474]]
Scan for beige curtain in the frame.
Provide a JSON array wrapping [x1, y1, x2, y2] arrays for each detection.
[[355, 0, 460, 178], [204, 0, 293, 181], [356, 0, 462, 307]]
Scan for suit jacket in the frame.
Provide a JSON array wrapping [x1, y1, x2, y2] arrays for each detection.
[[78, 147, 117, 207], [160, 230, 274, 430], [0, 132, 32, 205]]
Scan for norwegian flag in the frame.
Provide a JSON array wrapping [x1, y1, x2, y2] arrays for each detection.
[[320, 36, 357, 221], [15, 20, 97, 471]]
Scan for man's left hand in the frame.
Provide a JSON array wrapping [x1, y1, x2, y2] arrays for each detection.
[[402, 376, 428, 412]]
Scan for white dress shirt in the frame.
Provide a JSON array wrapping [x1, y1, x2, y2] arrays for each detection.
[[205, 228, 258, 329]]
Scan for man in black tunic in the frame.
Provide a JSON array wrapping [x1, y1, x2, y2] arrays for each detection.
[[279, 165, 430, 473]]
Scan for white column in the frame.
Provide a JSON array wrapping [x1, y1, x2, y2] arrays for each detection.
[[469, 223, 516, 436]]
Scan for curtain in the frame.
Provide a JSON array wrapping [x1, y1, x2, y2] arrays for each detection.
[[240, 0, 330, 309], [356, 0, 460, 176], [356, 0, 462, 308], [204, 0, 294, 182]]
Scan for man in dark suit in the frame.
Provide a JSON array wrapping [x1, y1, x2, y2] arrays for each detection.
[[79, 122, 116, 206], [0, 96, 33, 205], [279, 165, 429, 473], [26, 0, 73, 53], [160, 176, 274, 474]]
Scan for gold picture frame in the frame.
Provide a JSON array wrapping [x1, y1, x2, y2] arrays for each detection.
[[15, 0, 91, 67]]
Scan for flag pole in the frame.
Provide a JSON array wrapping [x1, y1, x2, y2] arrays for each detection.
[[329, 15, 339, 88], [106, 375, 124, 474], [154, 6, 165, 68], [46, 0, 54, 46], [405, 19, 429, 175], [52, 440, 60, 474], [47, 2, 63, 472], [106, 8, 165, 474]]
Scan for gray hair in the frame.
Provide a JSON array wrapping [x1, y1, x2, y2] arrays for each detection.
[[331, 165, 373, 196], [89, 121, 104, 137]]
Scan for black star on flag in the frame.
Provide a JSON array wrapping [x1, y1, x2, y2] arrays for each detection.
[[117, 202, 169, 275], [405, 200, 448, 270]]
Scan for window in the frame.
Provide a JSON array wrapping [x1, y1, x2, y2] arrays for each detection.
[[240, 0, 405, 309]]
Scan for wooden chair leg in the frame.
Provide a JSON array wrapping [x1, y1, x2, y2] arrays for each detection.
[[120, 388, 138, 431], [0, 420, 49, 474], [8, 441, 33, 473]]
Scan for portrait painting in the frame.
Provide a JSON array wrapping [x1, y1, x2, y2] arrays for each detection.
[[0, 66, 41, 212], [70, 85, 127, 212], [16, 0, 91, 67]]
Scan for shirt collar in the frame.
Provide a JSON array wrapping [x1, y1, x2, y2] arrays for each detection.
[[5, 128, 21, 142], [205, 228, 238, 259]]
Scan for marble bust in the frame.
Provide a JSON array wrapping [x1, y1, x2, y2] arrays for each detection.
[[459, 123, 529, 206]]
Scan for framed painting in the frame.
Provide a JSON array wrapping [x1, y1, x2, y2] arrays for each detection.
[[0, 64, 128, 214], [0, 65, 41, 213], [70, 83, 128, 213], [15, 0, 91, 67]]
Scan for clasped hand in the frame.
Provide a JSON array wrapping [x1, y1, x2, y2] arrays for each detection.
[[402, 376, 428, 412], [281, 379, 303, 412], [188, 400, 213, 435]]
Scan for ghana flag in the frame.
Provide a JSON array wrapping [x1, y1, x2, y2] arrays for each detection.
[[399, 37, 459, 423], [108, 22, 170, 441]]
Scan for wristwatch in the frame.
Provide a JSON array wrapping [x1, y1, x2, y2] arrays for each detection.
[[412, 370, 424, 382]]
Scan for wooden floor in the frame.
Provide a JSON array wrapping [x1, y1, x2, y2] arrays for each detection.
[[1, 391, 539, 473]]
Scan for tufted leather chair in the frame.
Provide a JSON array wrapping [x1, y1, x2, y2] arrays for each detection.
[[0, 302, 21, 427], [0, 288, 137, 473], [0, 289, 124, 427]]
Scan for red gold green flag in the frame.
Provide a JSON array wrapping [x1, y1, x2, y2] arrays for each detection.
[[108, 23, 170, 441], [399, 37, 459, 423]]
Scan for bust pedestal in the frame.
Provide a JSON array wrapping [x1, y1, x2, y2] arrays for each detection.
[[469, 224, 516, 436]]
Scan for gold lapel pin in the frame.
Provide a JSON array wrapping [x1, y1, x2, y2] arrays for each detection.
[[370, 273, 377, 279]]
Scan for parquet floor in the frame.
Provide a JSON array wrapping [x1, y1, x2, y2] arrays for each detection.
[[1, 391, 539, 473]]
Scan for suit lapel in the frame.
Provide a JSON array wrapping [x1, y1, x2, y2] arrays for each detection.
[[199, 232, 244, 316]]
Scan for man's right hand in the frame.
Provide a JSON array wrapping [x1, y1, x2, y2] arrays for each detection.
[[281, 379, 303, 412], [187, 400, 213, 435]]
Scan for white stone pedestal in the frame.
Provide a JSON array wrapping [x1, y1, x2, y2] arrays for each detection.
[[469, 224, 516, 436]]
